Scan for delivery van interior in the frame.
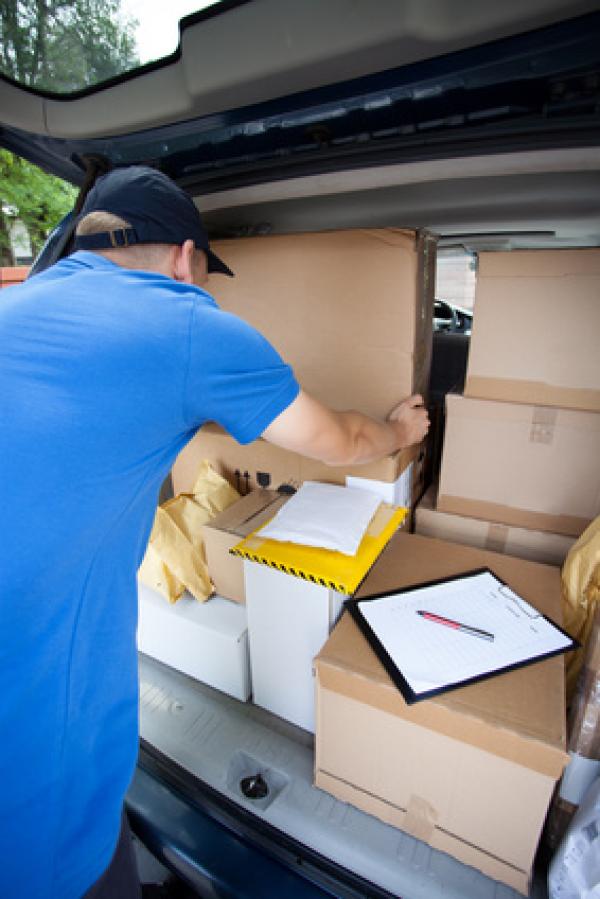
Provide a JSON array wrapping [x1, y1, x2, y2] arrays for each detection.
[[1, 1, 600, 897]]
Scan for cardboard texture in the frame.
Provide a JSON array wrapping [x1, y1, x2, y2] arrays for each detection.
[[202, 489, 288, 603], [207, 229, 436, 420], [137, 583, 251, 701], [437, 394, 600, 537], [415, 486, 576, 566], [465, 249, 600, 412], [172, 422, 420, 498], [315, 532, 569, 893]]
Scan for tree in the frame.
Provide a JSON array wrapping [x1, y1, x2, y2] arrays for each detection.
[[0, 0, 139, 93], [0, 149, 77, 264], [0, 1, 139, 263]]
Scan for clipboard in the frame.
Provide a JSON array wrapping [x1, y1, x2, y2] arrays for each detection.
[[345, 568, 578, 704]]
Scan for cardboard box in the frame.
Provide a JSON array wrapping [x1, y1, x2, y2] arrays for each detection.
[[244, 561, 345, 732], [172, 422, 420, 497], [137, 583, 251, 701], [437, 394, 600, 537], [315, 532, 569, 894], [415, 486, 576, 566], [202, 489, 288, 603], [207, 229, 436, 420], [465, 249, 600, 411]]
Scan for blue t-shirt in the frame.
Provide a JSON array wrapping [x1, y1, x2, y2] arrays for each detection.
[[0, 251, 299, 898]]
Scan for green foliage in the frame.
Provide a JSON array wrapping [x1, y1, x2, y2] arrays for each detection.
[[0, 0, 139, 93], [0, 149, 77, 263]]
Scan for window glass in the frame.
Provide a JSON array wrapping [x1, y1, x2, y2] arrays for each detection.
[[0, 0, 224, 94]]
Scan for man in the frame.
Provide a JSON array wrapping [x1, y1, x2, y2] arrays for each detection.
[[0, 166, 429, 898]]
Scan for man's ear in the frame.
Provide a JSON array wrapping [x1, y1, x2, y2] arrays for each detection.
[[172, 240, 196, 284]]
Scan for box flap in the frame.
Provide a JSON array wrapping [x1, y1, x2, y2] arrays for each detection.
[[205, 489, 287, 537], [315, 532, 568, 777]]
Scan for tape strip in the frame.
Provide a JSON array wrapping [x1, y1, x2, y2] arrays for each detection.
[[405, 794, 438, 843], [530, 406, 558, 445], [485, 523, 509, 554], [559, 751, 600, 805]]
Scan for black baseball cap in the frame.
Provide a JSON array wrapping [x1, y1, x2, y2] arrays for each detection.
[[73, 165, 233, 276]]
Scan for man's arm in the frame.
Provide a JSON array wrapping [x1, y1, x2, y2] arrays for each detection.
[[261, 389, 429, 466]]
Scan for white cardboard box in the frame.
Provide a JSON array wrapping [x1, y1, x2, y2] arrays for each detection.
[[347, 462, 413, 507], [243, 561, 345, 732], [137, 583, 251, 701]]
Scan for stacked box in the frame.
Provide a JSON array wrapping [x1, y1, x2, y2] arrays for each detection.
[[137, 583, 251, 701], [437, 394, 600, 537], [201, 489, 288, 603], [175, 227, 434, 507], [315, 532, 569, 894], [415, 485, 576, 566], [465, 249, 600, 412], [431, 248, 600, 549], [207, 229, 436, 420]]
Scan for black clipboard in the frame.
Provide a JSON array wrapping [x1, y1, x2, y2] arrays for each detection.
[[344, 568, 577, 705]]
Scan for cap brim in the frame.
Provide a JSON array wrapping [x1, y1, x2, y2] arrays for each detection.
[[206, 248, 234, 277]]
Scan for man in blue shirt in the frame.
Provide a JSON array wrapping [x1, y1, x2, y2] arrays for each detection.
[[0, 166, 429, 898]]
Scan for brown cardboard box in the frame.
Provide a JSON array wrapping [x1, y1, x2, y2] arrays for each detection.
[[207, 229, 436, 420], [415, 486, 576, 566], [315, 532, 569, 894], [437, 394, 600, 537], [172, 423, 421, 497], [465, 249, 600, 411], [202, 489, 288, 603]]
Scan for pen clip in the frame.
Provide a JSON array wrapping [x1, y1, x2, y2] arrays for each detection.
[[499, 584, 541, 619]]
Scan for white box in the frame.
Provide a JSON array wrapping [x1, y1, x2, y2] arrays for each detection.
[[346, 463, 413, 507], [243, 561, 345, 732], [137, 583, 251, 701]]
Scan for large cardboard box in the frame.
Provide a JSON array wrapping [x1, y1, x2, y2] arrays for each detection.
[[207, 229, 436, 420], [315, 533, 569, 894], [172, 422, 420, 497], [465, 249, 600, 411], [437, 394, 600, 537], [202, 489, 288, 603], [137, 583, 251, 701], [415, 486, 576, 566]]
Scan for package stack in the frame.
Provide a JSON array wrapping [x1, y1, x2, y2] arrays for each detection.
[[415, 249, 600, 566], [315, 531, 571, 894], [172, 228, 436, 510]]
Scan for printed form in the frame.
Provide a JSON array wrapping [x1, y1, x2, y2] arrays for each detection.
[[355, 570, 574, 699]]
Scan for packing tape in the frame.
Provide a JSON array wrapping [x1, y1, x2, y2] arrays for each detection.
[[405, 794, 438, 843], [485, 523, 509, 554], [558, 751, 600, 805], [530, 406, 558, 445]]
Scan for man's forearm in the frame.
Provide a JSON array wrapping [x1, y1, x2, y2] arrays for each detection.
[[262, 390, 430, 468]]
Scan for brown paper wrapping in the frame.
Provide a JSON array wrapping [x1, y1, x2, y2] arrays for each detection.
[[545, 601, 600, 848], [561, 514, 600, 699], [138, 460, 240, 603]]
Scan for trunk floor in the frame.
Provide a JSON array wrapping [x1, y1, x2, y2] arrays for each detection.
[[138, 653, 550, 899]]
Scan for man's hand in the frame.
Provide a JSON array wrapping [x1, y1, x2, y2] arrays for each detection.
[[387, 394, 430, 447]]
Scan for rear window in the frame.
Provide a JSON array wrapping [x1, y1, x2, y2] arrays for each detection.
[[0, 0, 229, 95]]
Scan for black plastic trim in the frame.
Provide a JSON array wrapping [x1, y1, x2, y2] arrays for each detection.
[[135, 738, 399, 899]]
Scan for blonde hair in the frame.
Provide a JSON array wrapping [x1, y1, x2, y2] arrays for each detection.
[[75, 211, 173, 268]]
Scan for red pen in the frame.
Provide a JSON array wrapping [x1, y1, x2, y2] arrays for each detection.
[[417, 609, 494, 641]]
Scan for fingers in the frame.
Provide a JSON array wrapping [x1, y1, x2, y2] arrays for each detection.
[[387, 395, 428, 422]]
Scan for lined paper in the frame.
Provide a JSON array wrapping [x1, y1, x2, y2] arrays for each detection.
[[356, 570, 573, 697]]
